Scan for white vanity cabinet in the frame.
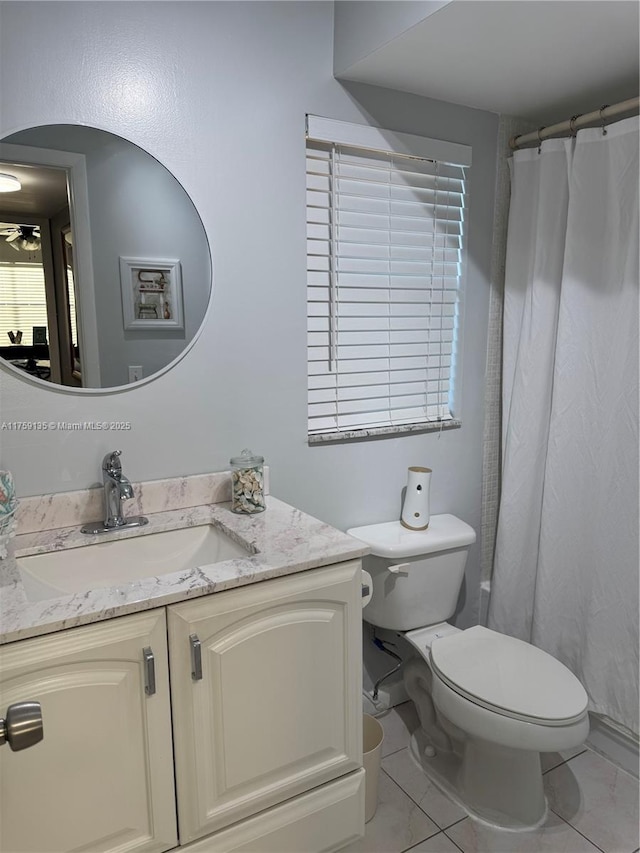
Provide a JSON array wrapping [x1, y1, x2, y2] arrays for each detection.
[[0, 560, 364, 853], [167, 560, 363, 845], [0, 610, 177, 853]]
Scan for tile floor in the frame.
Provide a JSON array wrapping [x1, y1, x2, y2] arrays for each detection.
[[341, 702, 639, 853]]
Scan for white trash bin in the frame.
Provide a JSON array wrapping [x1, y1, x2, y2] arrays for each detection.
[[363, 713, 384, 822]]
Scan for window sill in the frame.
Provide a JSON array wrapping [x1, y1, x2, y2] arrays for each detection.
[[308, 419, 462, 445]]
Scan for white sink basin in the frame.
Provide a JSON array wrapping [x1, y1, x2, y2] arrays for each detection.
[[17, 524, 251, 602]]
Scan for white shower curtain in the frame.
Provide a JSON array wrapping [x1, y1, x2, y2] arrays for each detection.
[[489, 116, 639, 736]]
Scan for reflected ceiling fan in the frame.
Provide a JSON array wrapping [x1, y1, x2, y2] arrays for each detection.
[[0, 223, 41, 252]]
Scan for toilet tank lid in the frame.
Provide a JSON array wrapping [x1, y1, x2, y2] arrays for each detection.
[[346, 514, 476, 558]]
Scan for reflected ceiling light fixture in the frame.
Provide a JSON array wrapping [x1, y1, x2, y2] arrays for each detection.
[[0, 224, 41, 252], [0, 173, 21, 193]]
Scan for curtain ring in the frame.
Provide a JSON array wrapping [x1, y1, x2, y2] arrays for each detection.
[[537, 126, 545, 154], [569, 115, 580, 137], [599, 105, 609, 136]]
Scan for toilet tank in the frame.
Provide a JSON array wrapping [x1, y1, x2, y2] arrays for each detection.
[[347, 515, 476, 631]]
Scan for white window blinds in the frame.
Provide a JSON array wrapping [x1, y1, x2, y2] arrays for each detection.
[[306, 118, 470, 438], [0, 262, 48, 346], [0, 262, 78, 348]]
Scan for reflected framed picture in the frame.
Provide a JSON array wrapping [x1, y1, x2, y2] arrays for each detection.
[[120, 257, 184, 330]]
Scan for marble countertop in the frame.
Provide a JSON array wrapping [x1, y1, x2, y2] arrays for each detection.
[[0, 496, 368, 645]]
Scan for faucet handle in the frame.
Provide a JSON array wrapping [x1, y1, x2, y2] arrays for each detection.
[[102, 450, 123, 475]]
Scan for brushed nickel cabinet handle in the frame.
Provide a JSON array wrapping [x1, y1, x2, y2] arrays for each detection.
[[143, 647, 156, 695], [189, 633, 202, 681]]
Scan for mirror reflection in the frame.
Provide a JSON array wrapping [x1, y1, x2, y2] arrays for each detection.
[[0, 125, 211, 389]]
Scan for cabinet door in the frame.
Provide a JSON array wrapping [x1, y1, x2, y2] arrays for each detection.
[[168, 561, 362, 843], [0, 610, 177, 853]]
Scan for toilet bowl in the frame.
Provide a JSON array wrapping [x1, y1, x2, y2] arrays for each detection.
[[347, 516, 590, 830]]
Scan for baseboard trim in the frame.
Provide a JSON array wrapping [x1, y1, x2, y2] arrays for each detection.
[[587, 713, 639, 778]]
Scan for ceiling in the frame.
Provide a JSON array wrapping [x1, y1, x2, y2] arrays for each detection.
[[335, 1, 640, 125], [0, 162, 68, 220]]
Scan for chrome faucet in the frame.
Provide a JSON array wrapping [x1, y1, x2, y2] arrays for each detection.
[[81, 450, 148, 534], [102, 450, 133, 526]]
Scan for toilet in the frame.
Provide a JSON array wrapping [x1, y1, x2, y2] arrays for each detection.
[[348, 514, 589, 830]]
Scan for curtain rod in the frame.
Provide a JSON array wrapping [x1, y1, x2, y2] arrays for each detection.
[[509, 96, 639, 151]]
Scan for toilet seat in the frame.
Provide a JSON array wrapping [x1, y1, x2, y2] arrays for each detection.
[[429, 626, 589, 726]]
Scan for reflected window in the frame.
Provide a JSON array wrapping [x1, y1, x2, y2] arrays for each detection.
[[0, 261, 48, 346]]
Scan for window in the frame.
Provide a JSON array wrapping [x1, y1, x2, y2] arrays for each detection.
[[0, 262, 49, 346], [306, 116, 471, 441], [0, 262, 78, 348]]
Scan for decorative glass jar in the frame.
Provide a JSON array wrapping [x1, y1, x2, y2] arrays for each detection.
[[230, 449, 265, 514]]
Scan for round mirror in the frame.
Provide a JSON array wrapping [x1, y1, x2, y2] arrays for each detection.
[[0, 125, 211, 390]]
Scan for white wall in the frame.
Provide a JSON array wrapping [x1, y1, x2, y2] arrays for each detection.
[[85, 132, 211, 386], [0, 1, 498, 628]]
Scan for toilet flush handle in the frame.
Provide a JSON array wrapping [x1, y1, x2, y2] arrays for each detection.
[[388, 562, 410, 575]]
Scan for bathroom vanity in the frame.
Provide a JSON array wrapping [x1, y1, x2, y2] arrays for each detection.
[[0, 472, 368, 853]]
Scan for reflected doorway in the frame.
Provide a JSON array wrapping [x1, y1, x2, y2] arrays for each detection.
[[0, 211, 79, 385]]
